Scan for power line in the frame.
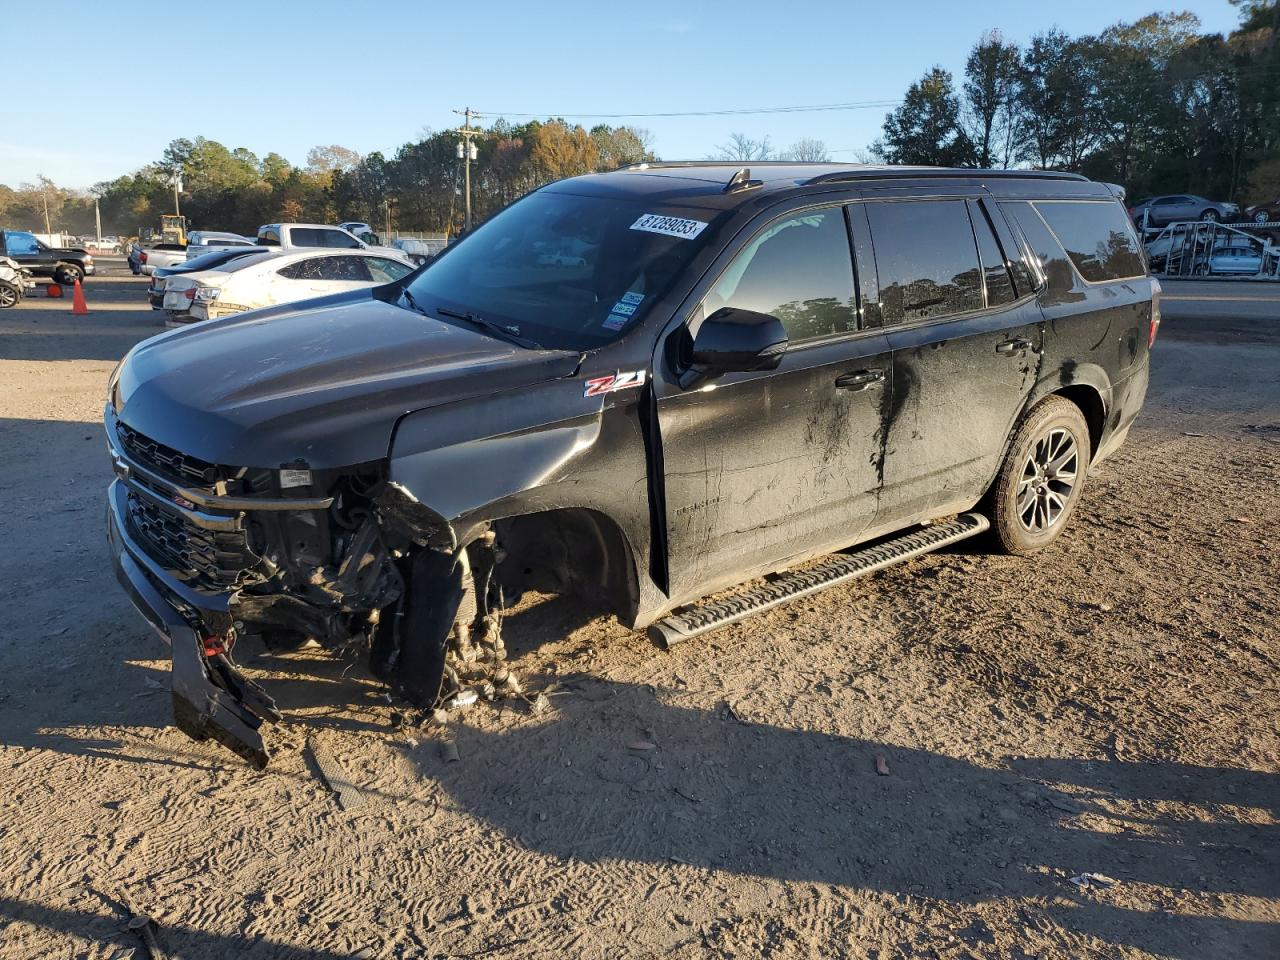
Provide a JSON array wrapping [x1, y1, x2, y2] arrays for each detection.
[[468, 99, 903, 121]]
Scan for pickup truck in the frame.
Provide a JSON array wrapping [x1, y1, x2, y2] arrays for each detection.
[[256, 223, 410, 263], [140, 243, 188, 275], [1, 229, 95, 284]]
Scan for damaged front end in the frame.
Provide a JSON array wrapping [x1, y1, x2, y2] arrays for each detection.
[[105, 409, 479, 767]]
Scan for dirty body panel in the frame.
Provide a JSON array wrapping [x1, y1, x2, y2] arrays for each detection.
[[104, 164, 1154, 765]]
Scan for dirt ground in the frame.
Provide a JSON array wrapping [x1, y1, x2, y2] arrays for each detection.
[[1, 268, 1277, 960]]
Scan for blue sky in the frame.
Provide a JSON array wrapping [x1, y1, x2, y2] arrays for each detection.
[[2, 0, 1244, 189]]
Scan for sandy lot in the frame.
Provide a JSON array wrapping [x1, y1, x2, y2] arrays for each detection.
[[1, 271, 1277, 959]]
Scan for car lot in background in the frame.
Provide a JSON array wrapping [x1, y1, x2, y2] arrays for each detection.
[[1129, 194, 1241, 225], [174, 247, 415, 324]]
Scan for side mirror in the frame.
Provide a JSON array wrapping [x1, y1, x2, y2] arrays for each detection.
[[681, 306, 788, 388]]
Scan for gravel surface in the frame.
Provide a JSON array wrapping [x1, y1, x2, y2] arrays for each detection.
[[1, 273, 1277, 959]]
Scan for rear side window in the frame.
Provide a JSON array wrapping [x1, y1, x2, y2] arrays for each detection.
[[258, 227, 281, 246], [289, 228, 325, 247], [1001, 201, 1073, 295], [319, 256, 373, 281], [278, 258, 327, 281], [702, 206, 856, 343], [968, 201, 1016, 308], [1033, 201, 1145, 282], [865, 200, 983, 324]]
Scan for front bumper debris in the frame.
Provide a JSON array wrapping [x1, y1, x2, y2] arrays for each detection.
[[108, 479, 280, 768]]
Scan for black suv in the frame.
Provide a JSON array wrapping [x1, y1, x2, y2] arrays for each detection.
[[104, 163, 1156, 765], [1, 229, 95, 284]]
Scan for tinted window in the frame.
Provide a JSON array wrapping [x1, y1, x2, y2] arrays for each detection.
[[318, 256, 372, 281], [366, 257, 413, 283], [970, 202, 1016, 307], [258, 228, 281, 246], [1034, 201, 1145, 282], [288, 228, 325, 247], [702, 207, 856, 342], [322, 229, 361, 249], [278, 258, 327, 281], [865, 200, 982, 324], [5, 231, 40, 255], [1001, 201, 1081, 301]]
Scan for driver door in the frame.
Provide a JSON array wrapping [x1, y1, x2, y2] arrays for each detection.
[[654, 204, 891, 601]]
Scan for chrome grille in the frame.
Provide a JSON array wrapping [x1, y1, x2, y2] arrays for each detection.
[[126, 492, 255, 590]]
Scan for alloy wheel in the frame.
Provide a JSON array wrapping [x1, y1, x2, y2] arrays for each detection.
[[0, 285, 17, 308], [1016, 428, 1078, 534]]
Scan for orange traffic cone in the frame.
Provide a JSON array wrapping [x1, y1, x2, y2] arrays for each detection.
[[71, 278, 90, 315]]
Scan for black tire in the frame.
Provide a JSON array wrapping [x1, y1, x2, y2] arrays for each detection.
[[54, 264, 83, 285], [1254, 210, 1271, 224], [1199, 209, 1219, 222], [985, 396, 1091, 555], [0, 282, 19, 308]]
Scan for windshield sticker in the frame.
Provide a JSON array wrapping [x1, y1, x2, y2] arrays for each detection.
[[620, 291, 645, 305], [630, 214, 708, 240], [584, 369, 646, 397], [603, 313, 629, 331]]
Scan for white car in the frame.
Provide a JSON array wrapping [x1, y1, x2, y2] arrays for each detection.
[[171, 249, 417, 325], [185, 231, 257, 258], [140, 243, 188, 275]]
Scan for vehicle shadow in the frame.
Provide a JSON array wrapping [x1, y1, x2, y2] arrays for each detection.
[[414, 676, 1278, 959]]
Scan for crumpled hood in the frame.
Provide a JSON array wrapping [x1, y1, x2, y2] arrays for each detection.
[[114, 291, 582, 468]]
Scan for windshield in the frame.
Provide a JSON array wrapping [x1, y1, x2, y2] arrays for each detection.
[[403, 191, 723, 350]]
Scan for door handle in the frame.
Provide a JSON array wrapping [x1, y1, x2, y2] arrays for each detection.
[[995, 337, 1033, 355], [834, 368, 885, 391]]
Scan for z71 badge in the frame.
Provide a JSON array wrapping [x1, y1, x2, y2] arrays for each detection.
[[584, 370, 647, 397]]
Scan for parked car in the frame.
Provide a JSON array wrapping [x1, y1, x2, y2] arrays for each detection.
[[0, 255, 35, 307], [170, 248, 415, 325], [147, 247, 274, 310], [0, 229, 95, 284], [104, 162, 1156, 766], [1129, 194, 1240, 226], [185, 231, 256, 258], [1202, 245, 1263, 276], [390, 236, 446, 265], [255, 223, 409, 262], [338, 221, 374, 235], [1243, 199, 1279, 224], [140, 243, 188, 275]]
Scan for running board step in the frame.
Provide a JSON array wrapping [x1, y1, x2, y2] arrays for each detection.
[[649, 512, 990, 649]]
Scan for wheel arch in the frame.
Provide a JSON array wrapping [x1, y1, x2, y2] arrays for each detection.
[[1052, 383, 1106, 458]]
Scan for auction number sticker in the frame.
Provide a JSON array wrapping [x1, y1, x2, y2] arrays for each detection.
[[630, 214, 708, 240]]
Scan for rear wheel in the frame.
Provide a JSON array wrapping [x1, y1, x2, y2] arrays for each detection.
[[0, 282, 19, 308], [54, 264, 83, 285], [1199, 209, 1219, 222], [986, 396, 1091, 555], [1254, 209, 1272, 224]]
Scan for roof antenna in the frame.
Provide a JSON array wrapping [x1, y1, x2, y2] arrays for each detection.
[[724, 168, 763, 193]]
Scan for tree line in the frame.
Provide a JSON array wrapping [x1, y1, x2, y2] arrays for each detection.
[[0, 120, 655, 239], [872, 4, 1279, 202]]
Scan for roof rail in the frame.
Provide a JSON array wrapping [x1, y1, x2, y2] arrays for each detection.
[[805, 168, 1088, 185], [616, 160, 856, 171]]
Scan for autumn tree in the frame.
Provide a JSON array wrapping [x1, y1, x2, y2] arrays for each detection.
[[529, 121, 600, 180]]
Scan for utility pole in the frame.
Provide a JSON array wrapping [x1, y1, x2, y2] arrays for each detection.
[[41, 191, 51, 236], [453, 107, 480, 233], [172, 174, 182, 217], [383, 197, 393, 239], [94, 197, 102, 244]]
